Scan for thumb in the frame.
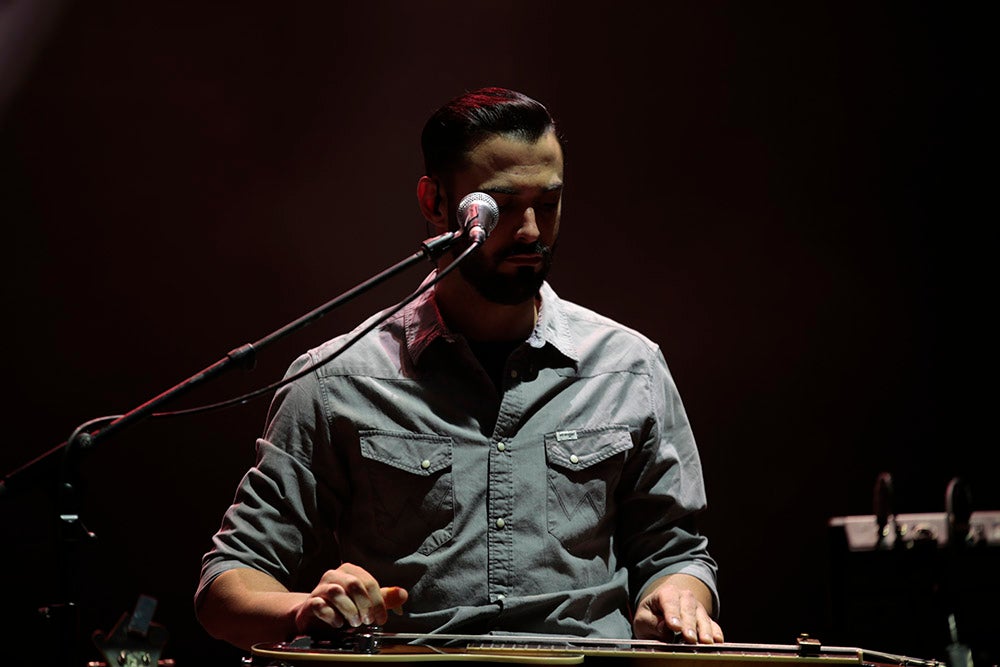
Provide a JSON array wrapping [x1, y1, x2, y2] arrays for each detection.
[[632, 606, 659, 640], [381, 586, 408, 615]]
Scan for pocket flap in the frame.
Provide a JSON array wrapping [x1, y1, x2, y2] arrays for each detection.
[[359, 430, 453, 475], [544, 426, 633, 470]]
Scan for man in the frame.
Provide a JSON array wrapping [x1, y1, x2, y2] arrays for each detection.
[[196, 87, 723, 650]]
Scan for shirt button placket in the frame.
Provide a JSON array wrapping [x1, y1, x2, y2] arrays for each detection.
[[490, 374, 527, 604], [488, 432, 514, 603]]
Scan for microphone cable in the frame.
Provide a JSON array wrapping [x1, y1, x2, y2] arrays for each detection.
[[147, 238, 482, 420]]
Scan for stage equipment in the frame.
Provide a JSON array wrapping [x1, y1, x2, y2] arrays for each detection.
[[90, 595, 173, 667], [828, 475, 998, 666]]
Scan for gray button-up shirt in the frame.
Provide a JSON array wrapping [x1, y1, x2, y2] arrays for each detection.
[[197, 278, 718, 638]]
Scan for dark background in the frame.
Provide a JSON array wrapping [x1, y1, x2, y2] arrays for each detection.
[[0, 2, 994, 665]]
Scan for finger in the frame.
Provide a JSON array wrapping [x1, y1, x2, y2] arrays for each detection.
[[636, 592, 684, 643], [381, 586, 408, 616], [295, 596, 346, 634], [344, 576, 383, 625], [694, 605, 718, 644], [311, 596, 346, 628], [630, 605, 660, 641], [318, 568, 382, 626], [330, 584, 371, 627], [310, 582, 364, 627], [656, 591, 684, 637], [710, 619, 725, 643], [678, 590, 700, 644], [342, 565, 387, 625]]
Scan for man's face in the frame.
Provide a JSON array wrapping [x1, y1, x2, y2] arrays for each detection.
[[444, 130, 564, 305]]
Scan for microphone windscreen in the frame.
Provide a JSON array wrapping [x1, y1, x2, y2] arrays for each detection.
[[457, 192, 500, 237]]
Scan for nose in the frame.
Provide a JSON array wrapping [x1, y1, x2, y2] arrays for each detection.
[[513, 207, 540, 243]]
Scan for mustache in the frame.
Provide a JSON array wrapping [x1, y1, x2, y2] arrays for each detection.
[[499, 241, 551, 259]]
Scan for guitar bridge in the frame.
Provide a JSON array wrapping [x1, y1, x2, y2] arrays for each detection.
[[283, 625, 383, 655]]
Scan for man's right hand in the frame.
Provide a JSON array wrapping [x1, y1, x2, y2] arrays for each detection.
[[294, 563, 408, 634], [198, 565, 407, 650]]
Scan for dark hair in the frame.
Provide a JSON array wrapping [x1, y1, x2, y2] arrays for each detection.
[[421, 87, 558, 179]]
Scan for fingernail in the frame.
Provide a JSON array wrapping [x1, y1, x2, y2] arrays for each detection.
[[390, 606, 403, 616], [685, 629, 697, 639], [670, 617, 681, 627]]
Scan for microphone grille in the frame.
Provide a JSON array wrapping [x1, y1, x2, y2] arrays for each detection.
[[457, 192, 500, 236]]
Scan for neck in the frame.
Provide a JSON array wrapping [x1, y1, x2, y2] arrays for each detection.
[[434, 271, 538, 342]]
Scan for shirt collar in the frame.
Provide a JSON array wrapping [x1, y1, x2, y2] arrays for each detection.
[[528, 281, 578, 362], [403, 273, 579, 367], [403, 273, 456, 364]]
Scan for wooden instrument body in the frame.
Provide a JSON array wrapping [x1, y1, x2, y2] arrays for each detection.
[[250, 634, 942, 667]]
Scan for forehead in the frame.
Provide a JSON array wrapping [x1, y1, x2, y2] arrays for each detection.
[[459, 131, 564, 191]]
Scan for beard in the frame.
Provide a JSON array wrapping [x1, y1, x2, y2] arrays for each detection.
[[457, 239, 556, 305]]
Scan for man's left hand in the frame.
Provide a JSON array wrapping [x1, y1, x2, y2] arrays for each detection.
[[633, 574, 724, 644]]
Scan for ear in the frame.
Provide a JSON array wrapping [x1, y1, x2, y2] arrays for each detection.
[[417, 176, 449, 234]]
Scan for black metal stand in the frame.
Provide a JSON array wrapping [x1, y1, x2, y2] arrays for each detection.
[[1, 229, 461, 498], [0, 228, 466, 665]]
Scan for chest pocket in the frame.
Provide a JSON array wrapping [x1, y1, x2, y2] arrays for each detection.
[[359, 431, 454, 556], [545, 426, 633, 552]]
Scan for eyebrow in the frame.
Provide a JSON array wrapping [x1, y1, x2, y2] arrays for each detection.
[[483, 182, 564, 196]]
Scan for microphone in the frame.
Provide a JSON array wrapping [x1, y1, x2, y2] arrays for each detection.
[[945, 476, 973, 547], [873, 471, 897, 548], [457, 192, 499, 244]]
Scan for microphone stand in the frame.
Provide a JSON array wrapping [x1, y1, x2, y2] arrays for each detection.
[[1, 230, 461, 497], [0, 229, 463, 665]]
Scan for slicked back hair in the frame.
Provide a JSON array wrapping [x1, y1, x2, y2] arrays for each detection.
[[421, 87, 559, 181]]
